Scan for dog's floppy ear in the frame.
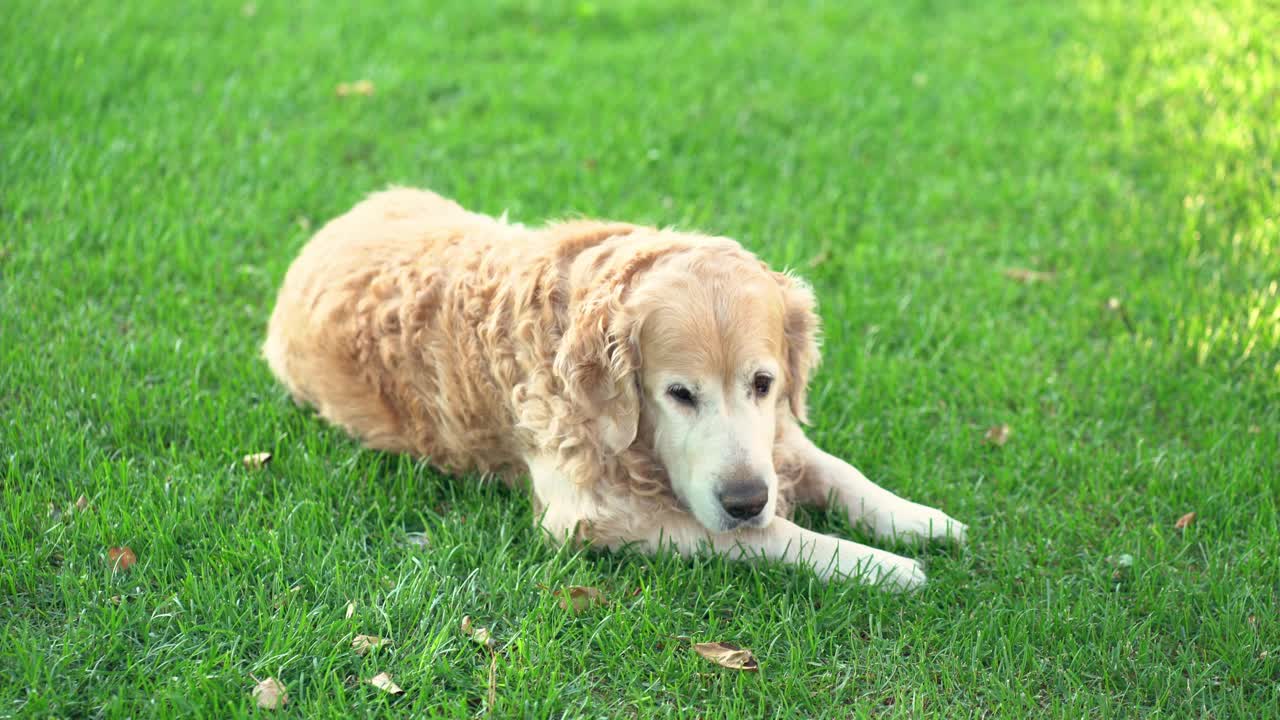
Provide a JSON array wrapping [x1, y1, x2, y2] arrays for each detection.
[[774, 271, 822, 424], [554, 283, 643, 455]]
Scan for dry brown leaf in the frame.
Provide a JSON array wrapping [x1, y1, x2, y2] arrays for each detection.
[[983, 424, 1012, 446], [352, 634, 390, 655], [242, 452, 273, 469], [345, 600, 356, 619], [109, 595, 124, 605], [693, 641, 759, 672], [555, 586, 607, 613], [461, 615, 495, 648], [367, 672, 403, 695], [107, 546, 136, 572], [1002, 267, 1055, 284], [75, 494, 89, 512], [252, 676, 288, 710], [1175, 512, 1197, 530]]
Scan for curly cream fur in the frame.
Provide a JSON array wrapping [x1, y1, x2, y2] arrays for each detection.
[[264, 188, 820, 544]]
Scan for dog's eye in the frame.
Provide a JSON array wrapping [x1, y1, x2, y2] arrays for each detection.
[[753, 373, 774, 397], [667, 384, 697, 407]]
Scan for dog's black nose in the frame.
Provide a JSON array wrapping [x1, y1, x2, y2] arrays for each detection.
[[718, 481, 769, 521]]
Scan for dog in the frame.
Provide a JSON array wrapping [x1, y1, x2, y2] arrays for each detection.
[[263, 188, 965, 590]]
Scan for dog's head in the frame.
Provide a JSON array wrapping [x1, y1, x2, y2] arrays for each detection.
[[555, 230, 820, 532]]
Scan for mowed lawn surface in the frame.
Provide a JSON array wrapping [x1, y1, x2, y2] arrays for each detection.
[[3, 0, 1278, 716]]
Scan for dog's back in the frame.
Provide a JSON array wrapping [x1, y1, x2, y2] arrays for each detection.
[[263, 188, 520, 462]]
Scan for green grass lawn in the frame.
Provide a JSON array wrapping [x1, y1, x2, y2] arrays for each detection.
[[3, 0, 1278, 716]]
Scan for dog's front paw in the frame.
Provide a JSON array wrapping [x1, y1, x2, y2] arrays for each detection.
[[822, 548, 927, 592], [914, 508, 967, 545], [874, 555, 927, 592], [868, 502, 967, 546]]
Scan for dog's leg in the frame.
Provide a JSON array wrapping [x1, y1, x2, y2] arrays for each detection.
[[527, 455, 599, 544], [604, 512, 927, 591], [783, 420, 967, 544]]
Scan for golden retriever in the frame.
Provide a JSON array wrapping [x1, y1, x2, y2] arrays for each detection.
[[264, 188, 965, 590]]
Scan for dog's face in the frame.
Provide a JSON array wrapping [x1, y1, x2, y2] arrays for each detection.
[[630, 254, 819, 533], [554, 235, 820, 533]]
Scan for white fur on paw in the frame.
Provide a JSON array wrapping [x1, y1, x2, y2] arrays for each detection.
[[871, 503, 967, 545], [875, 555, 927, 592], [821, 548, 926, 591]]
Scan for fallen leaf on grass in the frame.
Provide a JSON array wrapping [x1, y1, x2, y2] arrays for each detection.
[[367, 672, 403, 695], [1174, 512, 1196, 530], [336, 80, 375, 97], [352, 634, 390, 655], [554, 586, 607, 613], [1002, 268, 1055, 284], [75, 494, 89, 512], [983, 424, 1011, 446], [693, 641, 759, 672], [107, 546, 136, 572], [242, 452, 272, 469], [345, 600, 356, 619], [252, 676, 288, 710], [461, 615, 495, 649]]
